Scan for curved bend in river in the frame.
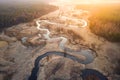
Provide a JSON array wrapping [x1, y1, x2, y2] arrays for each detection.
[[29, 51, 94, 80], [28, 18, 95, 80], [29, 11, 94, 80], [36, 19, 94, 64]]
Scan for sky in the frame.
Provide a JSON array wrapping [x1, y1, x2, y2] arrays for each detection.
[[56, 0, 120, 3], [0, 0, 120, 4], [0, 0, 48, 3]]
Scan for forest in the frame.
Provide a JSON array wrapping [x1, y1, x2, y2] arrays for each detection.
[[0, 3, 58, 30], [76, 3, 120, 42]]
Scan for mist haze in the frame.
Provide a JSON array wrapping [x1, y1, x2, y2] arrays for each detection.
[[0, 0, 120, 80], [0, 0, 120, 5], [0, 0, 52, 5]]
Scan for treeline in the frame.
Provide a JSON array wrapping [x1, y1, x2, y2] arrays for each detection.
[[0, 3, 58, 29], [76, 3, 120, 42], [89, 4, 120, 42]]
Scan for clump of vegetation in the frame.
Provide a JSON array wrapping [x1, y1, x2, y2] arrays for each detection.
[[0, 3, 58, 30], [76, 3, 120, 42]]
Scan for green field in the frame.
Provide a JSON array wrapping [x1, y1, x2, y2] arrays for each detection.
[[0, 3, 58, 30], [76, 3, 120, 42]]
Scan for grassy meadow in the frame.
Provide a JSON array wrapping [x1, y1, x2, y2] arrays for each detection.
[[76, 3, 120, 42]]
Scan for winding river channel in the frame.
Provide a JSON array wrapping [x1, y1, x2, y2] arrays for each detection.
[[36, 19, 94, 64], [28, 9, 95, 80]]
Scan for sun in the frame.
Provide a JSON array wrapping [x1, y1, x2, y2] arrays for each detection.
[[57, 0, 120, 4], [53, 0, 102, 4], [74, 0, 102, 4], [50, 0, 120, 5]]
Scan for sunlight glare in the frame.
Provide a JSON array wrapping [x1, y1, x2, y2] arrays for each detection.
[[51, 0, 120, 4]]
